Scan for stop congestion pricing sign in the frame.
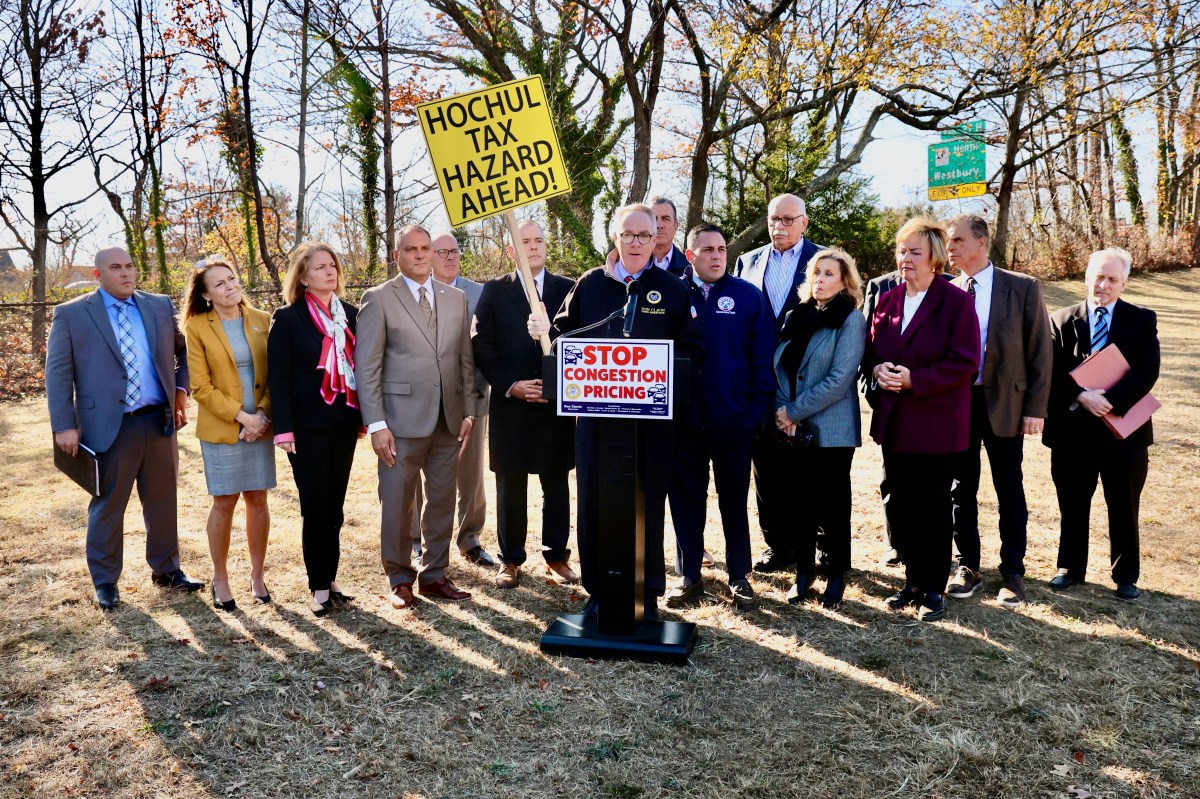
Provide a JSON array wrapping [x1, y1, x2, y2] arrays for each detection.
[[418, 76, 574, 226], [928, 121, 987, 201]]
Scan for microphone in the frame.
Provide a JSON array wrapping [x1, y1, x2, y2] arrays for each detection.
[[621, 279, 642, 338]]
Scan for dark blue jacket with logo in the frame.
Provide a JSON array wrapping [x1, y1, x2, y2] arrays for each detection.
[[684, 267, 776, 433]]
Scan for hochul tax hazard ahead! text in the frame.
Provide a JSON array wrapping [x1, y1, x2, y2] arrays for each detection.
[[418, 76, 573, 225]]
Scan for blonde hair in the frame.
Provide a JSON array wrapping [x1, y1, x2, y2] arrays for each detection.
[[283, 241, 345, 305], [894, 217, 949, 274], [799, 248, 863, 308]]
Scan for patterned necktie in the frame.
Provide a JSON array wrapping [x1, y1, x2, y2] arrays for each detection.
[[764, 249, 795, 316], [700, 282, 711, 299], [623, 275, 633, 284], [1091, 306, 1109, 352], [966, 277, 976, 296], [115, 300, 141, 407], [418, 286, 433, 326]]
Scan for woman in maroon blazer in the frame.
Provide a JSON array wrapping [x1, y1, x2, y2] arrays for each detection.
[[864, 218, 979, 621]]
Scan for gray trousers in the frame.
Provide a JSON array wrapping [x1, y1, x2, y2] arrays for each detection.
[[381, 420, 460, 587], [88, 412, 181, 585], [412, 414, 487, 552]]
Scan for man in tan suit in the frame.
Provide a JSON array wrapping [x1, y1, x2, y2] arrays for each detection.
[[945, 214, 1052, 606], [356, 224, 480, 609]]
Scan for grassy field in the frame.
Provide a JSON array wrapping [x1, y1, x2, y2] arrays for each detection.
[[1, 269, 1198, 799]]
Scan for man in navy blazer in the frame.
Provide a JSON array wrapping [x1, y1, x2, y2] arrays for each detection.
[[666, 224, 775, 611], [1043, 248, 1159, 600], [46, 247, 202, 609], [648, 198, 691, 277], [734, 193, 824, 573]]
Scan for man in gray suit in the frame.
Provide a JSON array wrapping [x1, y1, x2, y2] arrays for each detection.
[[410, 232, 495, 567], [945, 214, 1052, 606], [46, 246, 203, 609], [356, 225, 481, 609]]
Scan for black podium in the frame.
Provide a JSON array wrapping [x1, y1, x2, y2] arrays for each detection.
[[538, 348, 698, 665]]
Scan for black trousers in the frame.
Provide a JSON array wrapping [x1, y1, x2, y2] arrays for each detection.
[[752, 430, 797, 558], [495, 469, 571, 567], [288, 425, 359, 591], [791, 446, 855, 575], [667, 427, 755, 584], [1051, 443, 1148, 585], [952, 387, 1029, 576], [883, 449, 959, 594]]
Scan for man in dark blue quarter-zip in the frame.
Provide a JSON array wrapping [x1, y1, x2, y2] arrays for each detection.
[[666, 224, 776, 611]]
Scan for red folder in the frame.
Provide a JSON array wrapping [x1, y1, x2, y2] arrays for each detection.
[[1070, 344, 1160, 440]]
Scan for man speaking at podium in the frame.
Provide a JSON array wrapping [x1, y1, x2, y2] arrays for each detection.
[[527, 203, 703, 618]]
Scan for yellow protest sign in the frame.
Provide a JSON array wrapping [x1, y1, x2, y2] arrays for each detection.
[[418, 76, 572, 226]]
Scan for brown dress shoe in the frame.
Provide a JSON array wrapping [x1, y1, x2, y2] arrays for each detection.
[[389, 583, 417, 610], [419, 576, 471, 601], [546, 561, 580, 585], [496, 563, 520, 589]]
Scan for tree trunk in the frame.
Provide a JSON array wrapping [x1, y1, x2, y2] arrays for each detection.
[[294, 0, 311, 250], [991, 85, 1030, 269], [239, 1, 280, 288], [373, 0, 395, 279]]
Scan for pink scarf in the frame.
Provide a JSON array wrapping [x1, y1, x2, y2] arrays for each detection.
[[306, 292, 358, 408]]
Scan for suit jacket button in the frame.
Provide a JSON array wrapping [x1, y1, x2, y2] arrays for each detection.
[[434, 382, 440, 387], [255, 383, 260, 388]]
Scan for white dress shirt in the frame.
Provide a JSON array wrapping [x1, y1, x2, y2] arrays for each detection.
[[966, 263, 993, 384], [900, 290, 927, 334]]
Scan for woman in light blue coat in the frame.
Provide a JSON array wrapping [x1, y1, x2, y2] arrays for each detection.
[[772, 248, 866, 608]]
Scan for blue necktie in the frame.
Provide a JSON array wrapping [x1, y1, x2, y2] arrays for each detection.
[[115, 300, 141, 407], [1091, 306, 1109, 352]]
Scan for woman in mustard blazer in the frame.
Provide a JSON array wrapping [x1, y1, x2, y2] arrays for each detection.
[[184, 259, 275, 611]]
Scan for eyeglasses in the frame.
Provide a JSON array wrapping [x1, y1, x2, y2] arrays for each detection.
[[435, 248, 461, 259], [618, 231, 655, 245], [769, 215, 803, 227]]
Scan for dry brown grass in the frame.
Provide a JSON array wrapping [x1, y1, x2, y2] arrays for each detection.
[[2, 270, 1198, 799]]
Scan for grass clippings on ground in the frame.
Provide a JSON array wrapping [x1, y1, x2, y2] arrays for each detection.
[[1, 269, 1198, 799]]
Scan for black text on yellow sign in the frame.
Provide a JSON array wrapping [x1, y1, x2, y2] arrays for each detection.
[[418, 76, 573, 226]]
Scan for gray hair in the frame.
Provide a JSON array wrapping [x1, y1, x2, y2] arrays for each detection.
[[1086, 247, 1132, 280], [649, 197, 677, 220], [609, 203, 655, 239], [947, 214, 990, 242]]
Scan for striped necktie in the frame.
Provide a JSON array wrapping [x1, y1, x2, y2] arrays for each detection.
[[1091, 306, 1109, 352], [115, 300, 141, 407]]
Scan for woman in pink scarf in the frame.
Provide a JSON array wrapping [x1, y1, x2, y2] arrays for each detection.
[[268, 242, 363, 616]]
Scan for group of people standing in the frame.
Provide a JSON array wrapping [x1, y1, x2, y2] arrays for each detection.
[[46, 193, 1160, 625]]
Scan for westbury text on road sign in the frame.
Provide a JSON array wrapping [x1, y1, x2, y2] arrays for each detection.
[[418, 76, 572, 226], [928, 123, 987, 201]]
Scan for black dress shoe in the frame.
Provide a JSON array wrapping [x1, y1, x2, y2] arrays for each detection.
[[151, 569, 205, 592], [1048, 569, 1084, 591], [330, 591, 355, 605], [1114, 582, 1140, 601], [252, 590, 272, 605], [311, 593, 334, 617], [753, 547, 796, 573], [821, 573, 846, 609], [919, 592, 946, 621], [786, 571, 817, 605], [886, 586, 923, 611], [95, 583, 120, 610], [463, 545, 496, 567], [211, 586, 237, 612]]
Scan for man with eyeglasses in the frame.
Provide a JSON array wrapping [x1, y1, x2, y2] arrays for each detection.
[[409, 233, 495, 568], [734, 193, 824, 574], [527, 203, 704, 618]]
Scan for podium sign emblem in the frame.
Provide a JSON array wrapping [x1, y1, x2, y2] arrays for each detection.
[[557, 338, 674, 420]]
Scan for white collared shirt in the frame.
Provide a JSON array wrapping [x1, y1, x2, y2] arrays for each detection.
[[515, 268, 545, 298], [966, 263, 994, 383], [653, 247, 675, 272], [402, 274, 435, 304]]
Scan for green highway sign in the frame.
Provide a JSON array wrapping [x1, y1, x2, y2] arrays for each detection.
[[928, 136, 987, 201], [940, 120, 987, 141]]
